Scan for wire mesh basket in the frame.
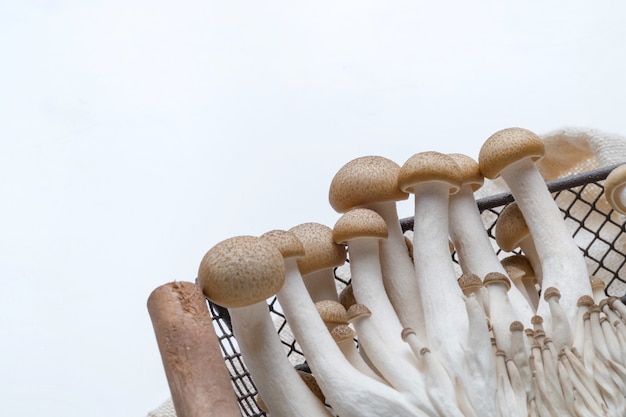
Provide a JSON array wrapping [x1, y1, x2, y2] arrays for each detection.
[[206, 164, 626, 417]]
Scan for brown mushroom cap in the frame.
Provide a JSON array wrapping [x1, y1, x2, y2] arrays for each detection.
[[260, 229, 306, 259], [338, 284, 356, 310], [478, 127, 546, 180], [543, 287, 561, 301], [332, 208, 388, 244], [198, 235, 286, 308], [589, 275, 606, 292], [577, 295, 594, 307], [328, 155, 409, 213], [448, 153, 484, 191], [483, 271, 512, 291], [604, 164, 626, 214], [501, 254, 535, 282], [331, 323, 357, 342], [397, 151, 462, 194], [315, 300, 349, 325], [297, 371, 326, 404], [458, 272, 483, 293], [510, 321, 524, 332], [495, 202, 530, 252], [288, 222, 347, 276], [347, 303, 372, 322]]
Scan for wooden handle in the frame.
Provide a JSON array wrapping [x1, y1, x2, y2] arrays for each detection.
[[148, 281, 241, 417]]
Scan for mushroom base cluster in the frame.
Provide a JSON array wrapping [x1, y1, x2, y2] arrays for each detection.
[[154, 127, 626, 417]]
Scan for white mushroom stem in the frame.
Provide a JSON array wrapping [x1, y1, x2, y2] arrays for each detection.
[[589, 305, 612, 362], [509, 321, 533, 400], [543, 287, 573, 352], [401, 329, 468, 417], [461, 294, 497, 417], [572, 296, 593, 356], [344, 237, 416, 362], [276, 258, 430, 417], [410, 181, 469, 379], [229, 302, 333, 417], [483, 272, 519, 356], [494, 350, 519, 417], [448, 181, 534, 327], [367, 201, 428, 342], [330, 324, 388, 384], [608, 296, 626, 321], [498, 158, 591, 330]]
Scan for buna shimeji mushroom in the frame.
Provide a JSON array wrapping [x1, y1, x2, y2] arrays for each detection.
[[328, 155, 428, 342], [479, 127, 593, 332], [261, 229, 429, 417], [397, 152, 470, 385], [197, 236, 332, 417]]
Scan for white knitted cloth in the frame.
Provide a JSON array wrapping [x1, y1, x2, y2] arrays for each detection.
[[146, 127, 626, 417]]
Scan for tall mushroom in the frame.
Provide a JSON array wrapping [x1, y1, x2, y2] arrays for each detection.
[[479, 127, 593, 331], [328, 155, 427, 341], [197, 235, 332, 417], [398, 151, 469, 383]]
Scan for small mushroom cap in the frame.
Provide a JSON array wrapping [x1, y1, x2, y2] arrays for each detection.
[[347, 303, 372, 322], [483, 271, 512, 291], [332, 208, 388, 244], [589, 304, 601, 314], [328, 155, 409, 213], [297, 371, 326, 404], [478, 127, 545, 179], [458, 273, 483, 293], [400, 327, 417, 342], [604, 164, 626, 214], [260, 230, 306, 259], [531, 315, 544, 325], [198, 235, 286, 308], [448, 153, 484, 191], [338, 284, 356, 310], [398, 151, 462, 194], [510, 321, 524, 332], [495, 202, 530, 252], [543, 287, 561, 301], [578, 295, 595, 307], [331, 323, 357, 342], [501, 254, 535, 282], [256, 394, 268, 413], [288, 222, 347, 276], [315, 300, 349, 325], [589, 275, 606, 292]]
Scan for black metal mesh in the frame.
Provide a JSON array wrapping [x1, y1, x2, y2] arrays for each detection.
[[207, 164, 626, 417]]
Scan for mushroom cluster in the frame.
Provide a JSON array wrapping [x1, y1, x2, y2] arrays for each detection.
[[196, 127, 626, 417]]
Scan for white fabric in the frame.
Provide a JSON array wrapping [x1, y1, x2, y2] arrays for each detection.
[[146, 127, 626, 417]]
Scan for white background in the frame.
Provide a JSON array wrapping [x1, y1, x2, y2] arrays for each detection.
[[2, 1, 626, 416]]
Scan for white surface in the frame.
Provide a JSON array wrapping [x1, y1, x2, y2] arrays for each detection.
[[2, 1, 626, 416]]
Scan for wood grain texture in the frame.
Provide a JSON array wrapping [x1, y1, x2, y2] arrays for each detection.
[[148, 281, 241, 417]]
